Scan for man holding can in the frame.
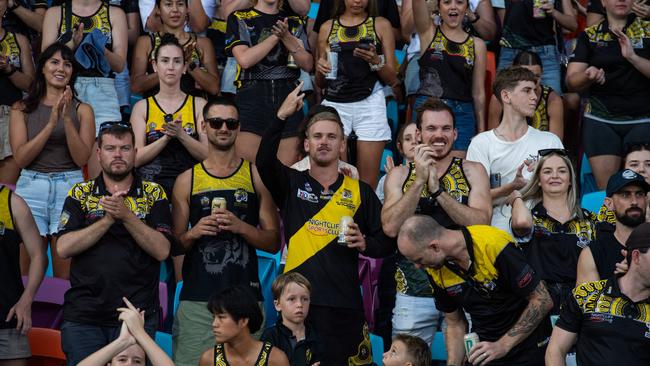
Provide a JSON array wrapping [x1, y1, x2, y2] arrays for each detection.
[[171, 97, 280, 366], [397, 215, 554, 366], [256, 82, 395, 365]]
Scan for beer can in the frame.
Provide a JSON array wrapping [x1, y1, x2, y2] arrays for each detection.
[[211, 197, 227, 214], [533, 0, 546, 18], [464, 332, 480, 357], [287, 54, 298, 69], [338, 216, 353, 245], [325, 51, 338, 80]]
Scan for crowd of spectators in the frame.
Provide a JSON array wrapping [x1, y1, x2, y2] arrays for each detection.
[[0, 0, 649, 364]]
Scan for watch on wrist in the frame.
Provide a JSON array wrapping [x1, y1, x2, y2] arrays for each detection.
[[431, 186, 444, 199]]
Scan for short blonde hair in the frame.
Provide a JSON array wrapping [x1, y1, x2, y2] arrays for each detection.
[[271, 272, 312, 300]]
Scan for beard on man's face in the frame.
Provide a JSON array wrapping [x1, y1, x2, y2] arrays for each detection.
[[616, 206, 646, 227]]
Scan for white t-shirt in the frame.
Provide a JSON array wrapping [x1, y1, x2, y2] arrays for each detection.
[[140, 0, 218, 33], [466, 126, 564, 234]]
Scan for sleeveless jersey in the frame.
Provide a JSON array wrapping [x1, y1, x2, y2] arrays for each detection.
[[529, 85, 553, 131], [145, 32, 204, 98], [396, 157, 471, 297], [324, 16, 381, 103], [417, 28, 475, 102], [0, 31, 23, 106], [59, 2, 113, 77], [0, 186, 23, 329], [214, 342, 272, 366], [138, 94, 199, 187], [182, 161, 262, 302]]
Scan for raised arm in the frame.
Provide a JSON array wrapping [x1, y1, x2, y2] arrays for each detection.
[[9, 0, 46, 33], [106, 6, 128, 72], [472, 38, 487, 133], [545, 0, 578, 32], [412, 0, 434, 50], [188, 0, 210, 33], [188, 37, 221, 96], [469, 0, 497, 41], [547, 91, 564, 139]]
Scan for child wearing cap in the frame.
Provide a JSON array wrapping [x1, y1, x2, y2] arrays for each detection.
[[382, 334, 431, 366], [261, 273, 323, 366]]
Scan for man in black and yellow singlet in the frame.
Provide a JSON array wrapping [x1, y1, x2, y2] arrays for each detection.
[[57, 123, 173, 365], [546, 222, 650, 366], [256, 83, 395, 365], [171, 98, 280, 366], [398, 215, 554, 366], [381, 97, 492, 345], [0, 187, 46, 363]]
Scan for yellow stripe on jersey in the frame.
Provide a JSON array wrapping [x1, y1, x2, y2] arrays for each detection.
[[0, 186, 14, 231], [285, 176, 361, 272], [425, 225, 514, 288], [191, 161, 254, 195]]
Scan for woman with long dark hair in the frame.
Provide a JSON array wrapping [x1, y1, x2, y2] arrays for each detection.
[[0, 0, 35, 187], [130, 0, 220, 98], [316, 0, 399, 189], [9, 43, 95, 279]]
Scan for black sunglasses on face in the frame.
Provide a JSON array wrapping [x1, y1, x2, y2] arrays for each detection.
[[99, 121, 131, 132], [206, 117, 239, 130], [539, 148, 569, 157]]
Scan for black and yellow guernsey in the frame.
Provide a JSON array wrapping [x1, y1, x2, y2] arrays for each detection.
[[426, 225, 551, 365], [214, 341, 272, 366], [256, 117, 395, 310], [396, 157, 470, 298], [0, 186, 23, 330], [182, 161, 262, 302]]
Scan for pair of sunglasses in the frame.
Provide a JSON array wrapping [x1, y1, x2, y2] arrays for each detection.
[[206, 117, 239, 130], [99, 121, 131, 132], [538, 148, 569, 157]]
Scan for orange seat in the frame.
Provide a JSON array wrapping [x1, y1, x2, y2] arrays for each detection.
[[483, 51, 497, 131], [28, 328, 66, 366]]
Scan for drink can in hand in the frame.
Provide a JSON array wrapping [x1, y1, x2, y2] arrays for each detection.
[[211, 197, 227, 214], [464, 332, 480, 357], [338, 216, 353, 245], [326, 51, 338, 80]]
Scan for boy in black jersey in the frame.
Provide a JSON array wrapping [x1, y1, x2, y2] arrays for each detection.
[[257, 83, 395, 365], [261, 272, 322, 366]]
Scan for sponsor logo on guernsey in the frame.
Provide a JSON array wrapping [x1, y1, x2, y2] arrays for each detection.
[[306, 219, 339, 236], [297, 189, 318, 203], [517, 265, 534, 288]]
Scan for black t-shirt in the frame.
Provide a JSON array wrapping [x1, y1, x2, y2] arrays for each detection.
[[516, 203, 596, 284], [256, 117, 396, 310], [0, 187, 23, 330], [586, 0, 604, 15], [261, 321, 323, 365], [426, 226, 551, 365], [500, 0, 560, 48], [58, 174, 173, 326], [556, 278, 650, 366], [181, 161, 263, 302], [3, 0, 47, 38], [313, 0, 400, 33], [589, 225, 625, 280], [225, 7, 307, 82], [570, 15, 650, 121]]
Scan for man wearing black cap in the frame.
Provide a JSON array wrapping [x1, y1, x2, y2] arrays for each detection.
[[577, 169, 650, 284], [546, 222, 650, 366]]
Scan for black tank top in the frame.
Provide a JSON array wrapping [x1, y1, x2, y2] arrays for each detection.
[[324, 16, 382, 103], [417, 28, 475, 102], [213, 341, 272, 366], [0, 186, 23, 330]]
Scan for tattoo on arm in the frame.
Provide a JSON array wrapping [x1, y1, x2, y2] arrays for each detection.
[[506, 281, 553, 338]]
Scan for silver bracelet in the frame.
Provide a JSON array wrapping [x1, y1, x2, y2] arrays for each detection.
[[369, 55, 385, 71]]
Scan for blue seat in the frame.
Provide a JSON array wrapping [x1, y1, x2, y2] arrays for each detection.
[[173, 281, 183, 316], [431, 331, 447, 361], [380, 149, 394, 175], [307, 2, 319, 19], [370, 333, 383, 365], [386, 99, 399, 138], [580, 153, 598, 196], [581, 190, 606, 214], [155, 331, 173, 358], [257, 249, 281, 328]]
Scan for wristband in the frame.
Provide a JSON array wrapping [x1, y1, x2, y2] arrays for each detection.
[[431, 186, 444, 199], [511, 196, 523, 205]]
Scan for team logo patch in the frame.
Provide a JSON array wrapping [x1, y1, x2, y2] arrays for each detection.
[[623, 169, 638, 179], [297, 189, 318, 203], [58, 211, 70, 232], [516, 265, 534, 288], [201, 196, 210, 208], [304, 182, 312, 192], [342, 189, 353, 199], [234, 189, 248, 203]]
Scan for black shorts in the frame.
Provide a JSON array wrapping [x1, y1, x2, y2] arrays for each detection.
[[583, 117, 650, 158], [308, 305, 373, 365], [235, 79, 303, 138]]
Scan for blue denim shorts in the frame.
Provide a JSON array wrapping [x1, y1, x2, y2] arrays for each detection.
[[413, 95, 476, 151], [220, 57, 237, 95], [114, 65, 131, 107], [74, 76, 121, 134], [15, 169, 84, 236], [498, 45, 563, 95], [404, 54, 421, 97], [391, 293, 440, 346]]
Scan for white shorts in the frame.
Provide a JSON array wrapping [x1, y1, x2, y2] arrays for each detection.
[[322, 88, 392, 142]]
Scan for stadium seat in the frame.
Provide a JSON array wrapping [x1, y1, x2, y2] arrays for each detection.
[[370, 332, 384, 365], [580, 153, 598, 196], [27, 328, 66, 366], [380, 149, 394, 175], [159, 282, 168, 325], [155, 331, 173, 358], [22, 276, 70, 329], [173, 281, 183, 316], [431, 331, 448, 361], [257, 249, 281, 328], [307, 2, 319, 19], [581, 190, 606, 214]]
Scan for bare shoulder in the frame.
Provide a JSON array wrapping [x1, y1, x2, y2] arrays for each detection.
[[268, 346, 290, 366], [462, 160, 487, 178], [198, 347, 214, 366]]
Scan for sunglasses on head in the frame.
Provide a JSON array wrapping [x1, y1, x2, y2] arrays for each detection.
[[206, 117, 239, 130], [99, 121, 131, 132], [539, 148, 569, 157]]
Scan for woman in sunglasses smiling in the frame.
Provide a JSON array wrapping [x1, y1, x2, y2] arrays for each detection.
[[509, 149, 596, 315], [130, 33, 208, 200]]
